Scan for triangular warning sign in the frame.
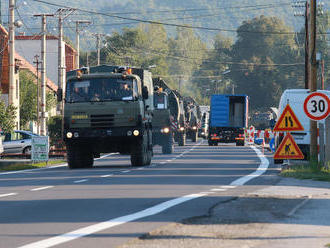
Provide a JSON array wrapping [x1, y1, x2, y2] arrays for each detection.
[[273, 104, 304, 132], [274, 133, 304, 160]]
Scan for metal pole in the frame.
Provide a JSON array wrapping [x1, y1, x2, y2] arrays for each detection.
[[309, 0, 318, 163], [305, 1, 310, 89], [75, 21, 80, 69], [321, 59, 324, 90], [58, 15, 64, 114], [9, 0, 19, 129], [75, 20, 91, 69], [97, 34, 101, 66], [33, 55, 41, 135], [40, 15, 47, 136], [34, 14, 54, 135]]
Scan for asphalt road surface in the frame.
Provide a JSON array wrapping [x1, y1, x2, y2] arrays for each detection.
[[0, 140, 278, 248]]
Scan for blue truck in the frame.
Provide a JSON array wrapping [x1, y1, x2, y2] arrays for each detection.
[[208, 94, 248, 146]]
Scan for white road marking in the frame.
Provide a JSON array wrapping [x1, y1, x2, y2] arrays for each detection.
[[74, 179, 88, 183], [220, 185, 237, 189], [0, 193, 18, 198], [19, 145, 269, 248], [0, 153, 117, 176], [100, 174, 113, 178], [230, 146, 269, 186], [288, 196, 312, 217], [211, 188, 227, 192], [18, 193, 208, 248], [160, 162, 166, 164], [30, 186, 54, 192], [136, 168, 144, 170], [121, 170, 130, 173], [166, 160, 171, 162]]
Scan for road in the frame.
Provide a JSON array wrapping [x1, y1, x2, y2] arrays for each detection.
[[0, 140, 280, 248]]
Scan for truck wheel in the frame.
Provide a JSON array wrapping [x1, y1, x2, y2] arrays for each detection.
[[67, 145, 93, 169], [178, 133, 186, 146], [131, 136, 148, 167], [191, 131, 198, 142], [162, 135, 173, 154]]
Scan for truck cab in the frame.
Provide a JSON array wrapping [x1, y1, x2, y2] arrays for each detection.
[[61, 65, 153, 168]]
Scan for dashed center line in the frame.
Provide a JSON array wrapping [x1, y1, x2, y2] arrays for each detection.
[[159, 162, 166, 164], [221, 185, 237, 189], [211, 188, 227, 192], [121, 170, 130, 173], [0, 193, 18, 198], [74, 179, 88, 183], [100, 174, 113, 178], [30, 186, 54, 191]]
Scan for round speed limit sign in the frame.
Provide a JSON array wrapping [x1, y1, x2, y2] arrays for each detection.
[[303, 92, 330, 120]]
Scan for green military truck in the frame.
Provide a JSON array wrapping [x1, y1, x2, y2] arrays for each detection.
[[152, 78, 186, 149], [59, 65, 154, 169]]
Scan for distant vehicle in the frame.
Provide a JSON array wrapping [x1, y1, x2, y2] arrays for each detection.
[[1, 130, 39, 155], [199, 111, 209, 139], [274, 89, 330, 163], [208, 94, 248, 146], [184, 97, 201, 142]]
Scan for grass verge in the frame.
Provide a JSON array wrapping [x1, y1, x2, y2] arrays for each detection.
[[0, 160, 66, 172], [280, 162, 330, 182]]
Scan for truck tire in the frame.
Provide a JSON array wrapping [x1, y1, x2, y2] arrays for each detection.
[[178, 133, 186, 146], [67, 145, 94, 169], [131, 135, 148, 167], [162, 135, 173, 154], [191, 131, 198, 142]]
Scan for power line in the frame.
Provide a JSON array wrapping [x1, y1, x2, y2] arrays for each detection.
[[30, 0, 316, 35]]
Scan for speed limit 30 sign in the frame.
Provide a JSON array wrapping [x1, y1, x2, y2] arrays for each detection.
[[303, 92, 330, 121]]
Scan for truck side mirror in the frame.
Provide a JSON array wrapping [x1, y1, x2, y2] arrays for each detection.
[[57, 88, 63, 102], [142, 86, 149, 99]]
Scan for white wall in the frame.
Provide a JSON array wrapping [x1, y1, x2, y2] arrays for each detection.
[[16, 39, 65, 86]]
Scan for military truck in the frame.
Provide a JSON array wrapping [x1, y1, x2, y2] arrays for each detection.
[[184, 97, 201, 142], [58, 65, 154, 169], [153, 78, 186, 147]]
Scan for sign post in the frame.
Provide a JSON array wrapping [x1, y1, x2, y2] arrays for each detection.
[[31, 136, 49, 162]]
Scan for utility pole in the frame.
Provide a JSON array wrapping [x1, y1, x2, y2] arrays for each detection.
[[33, 55, 41, 135], [8, 0, 20, 129], [309, 0, 318, 163], [75, 20, 91, 69], [292, 0, 310, 89], [34, 14, 54, 136], [93, 33, 104, 66], [55, 8, 75, 114]]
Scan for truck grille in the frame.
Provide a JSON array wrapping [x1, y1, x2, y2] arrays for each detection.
[[90, 114, 115, 128]]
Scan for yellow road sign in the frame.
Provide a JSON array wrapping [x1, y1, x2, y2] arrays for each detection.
[[274, 133, 304, 160], [273, 104, 304, 132]]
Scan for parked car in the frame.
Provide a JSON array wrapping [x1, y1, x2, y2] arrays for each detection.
[[1, 130, 39, 155], [0, 136, 3, 155]]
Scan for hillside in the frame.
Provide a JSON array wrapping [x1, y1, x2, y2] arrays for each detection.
[[2, 0, 328, 48]]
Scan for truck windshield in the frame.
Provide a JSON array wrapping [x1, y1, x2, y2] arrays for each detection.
[[66, 78, 136, 103], [154, 93, 167, 109]]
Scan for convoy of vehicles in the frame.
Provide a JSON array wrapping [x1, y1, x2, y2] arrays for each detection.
[[208, 94, 248, 146], [59, 65, 154, 169], [274, 89, 330, 164]]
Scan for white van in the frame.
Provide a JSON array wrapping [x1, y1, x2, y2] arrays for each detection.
[[274, 89, 330, 163]]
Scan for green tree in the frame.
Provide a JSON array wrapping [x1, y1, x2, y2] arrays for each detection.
[[0, 92, 16, 133], [19, 70, 57, 129], [230, 15, 301, 111]]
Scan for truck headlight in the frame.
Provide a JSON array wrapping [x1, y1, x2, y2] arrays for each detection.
[[74, 132, 79, 138], [162, 127, 170, 133], [66, 132, 73, 138], [179, 127, 184, 131], [127, 130, 132, 136], [133, 130, 139, 136], [192, 126, 197, 130]]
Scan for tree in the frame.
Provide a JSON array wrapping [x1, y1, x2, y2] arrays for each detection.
[[230, 15, 301, 111], [0, 92, 16, 133], [19, 70, 57, 130]]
